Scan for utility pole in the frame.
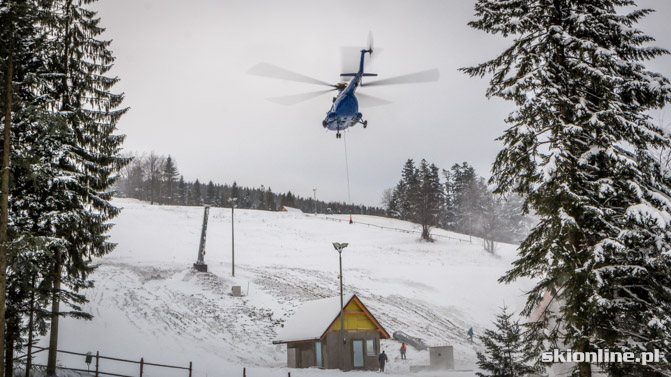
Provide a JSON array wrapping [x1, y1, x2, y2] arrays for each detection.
[[228, 197, 237, 277], [332, 242, 349, 371], [313, 188, 317, 215]]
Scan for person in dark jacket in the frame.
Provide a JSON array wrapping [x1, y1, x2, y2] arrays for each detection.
[[378, 350, 389, 372]]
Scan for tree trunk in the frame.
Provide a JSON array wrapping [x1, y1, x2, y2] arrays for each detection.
[[577, 340, 592, 377], [0, 20, 16, 377], [46, 254, 61, 376], [25, 274, 36, 377], [5, 320, 15, 377]]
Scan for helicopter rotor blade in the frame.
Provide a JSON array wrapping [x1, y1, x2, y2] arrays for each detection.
[[364, 69, 440, 87], [248, 62, 336, 88], [357, 92, 392, 108], [266, 89, 335, 106]]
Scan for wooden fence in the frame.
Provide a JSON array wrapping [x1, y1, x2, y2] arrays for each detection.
[[15, 346, 192, 377]]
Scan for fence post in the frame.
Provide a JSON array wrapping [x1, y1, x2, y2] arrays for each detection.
[[243, 367, 246, 377], [189, 361, 192, 377], [140, 357, 144, 377], [95, 351, 99, 377]]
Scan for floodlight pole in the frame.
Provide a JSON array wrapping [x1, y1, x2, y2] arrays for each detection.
[[333, 242, 348, 370], [229, 197, 238, 277], [313, 188, 318, 215]]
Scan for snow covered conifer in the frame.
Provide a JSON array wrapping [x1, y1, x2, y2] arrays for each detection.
[[41, 0, 129, 374], [463, 1, 671, 376], [476, 306, 537, 377], [399, 158, 419, 220], [414, 159, 444, 241]]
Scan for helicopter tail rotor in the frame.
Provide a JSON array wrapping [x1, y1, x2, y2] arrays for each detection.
[[340, 31, 380, 79]]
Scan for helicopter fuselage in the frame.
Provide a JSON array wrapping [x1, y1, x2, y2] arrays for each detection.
[[322, 50, 372, 138]]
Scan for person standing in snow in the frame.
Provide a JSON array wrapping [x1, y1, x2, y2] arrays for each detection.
[[400, 343, 407, 359], [467, 327, 474, 342], [378, 350, 388, 372]]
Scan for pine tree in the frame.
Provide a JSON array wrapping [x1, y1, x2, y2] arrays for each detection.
[[42, 0, 129, 373], [476, 306, 537, 377], [192, 179, 203, 206], [401, 159, 419, 219], [177, 175, 187, 205], [464, 1, 671, 376], [231, 181, 240, 200], [258, 186, 267, 210], [206, 180, 215, 205], [162, 155, 179, 204], [0, 0, 45, 370], [446, 162, 487, 235], [282, 191, 296, 208], [386, 188, 402, 218], [414, 159, 444, 241], [266, 187, 276, 211]]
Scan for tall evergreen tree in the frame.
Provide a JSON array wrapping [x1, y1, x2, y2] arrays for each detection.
[[258, 186, 267, 210], [42, 1, 129, 374], [399, 159, 419, 220], [266, 187, 276, 211], [414, 159, 444, 241], [206, 180, 215, 205], [192, 179, 202, 206], [476, 306, 537, 377], [162, 155, 179, 204], [0, 0, 54, 371], [177, 175, 187, 205], [464, 1, 671, 376], [230, 181, 240, 200]]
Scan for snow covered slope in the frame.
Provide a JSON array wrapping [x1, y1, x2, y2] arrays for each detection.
[[34, 198, 533, 377]]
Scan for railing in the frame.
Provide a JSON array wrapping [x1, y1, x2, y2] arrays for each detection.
[[15, 346, 192, 377]]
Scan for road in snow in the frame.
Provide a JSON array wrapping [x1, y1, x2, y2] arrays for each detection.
[[33, 198, 534, 377]]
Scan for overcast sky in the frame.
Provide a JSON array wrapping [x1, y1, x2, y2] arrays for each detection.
[[92, 0, 671, 207]]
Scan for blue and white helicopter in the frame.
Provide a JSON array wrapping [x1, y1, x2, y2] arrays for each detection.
[[249, 34, 439, 138]]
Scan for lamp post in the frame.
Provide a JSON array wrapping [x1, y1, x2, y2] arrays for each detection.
[[332, 242, 348, 370], [228, 197, 237, 277]]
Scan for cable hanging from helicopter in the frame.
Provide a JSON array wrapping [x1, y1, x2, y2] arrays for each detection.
[[248, 32, 440, 139]]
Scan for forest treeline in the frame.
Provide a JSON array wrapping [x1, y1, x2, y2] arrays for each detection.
[[115, 152, 386, 216], [383, 159, 534, 250]]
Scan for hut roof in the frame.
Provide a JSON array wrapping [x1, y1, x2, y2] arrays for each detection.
[[274, 294, 389, 344], [281, 206, 303, 213]]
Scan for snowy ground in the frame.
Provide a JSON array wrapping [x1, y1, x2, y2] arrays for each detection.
[[30, 198, 534, 377]]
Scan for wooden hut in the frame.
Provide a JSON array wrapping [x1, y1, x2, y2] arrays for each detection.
[[273, 294, 390, 371]]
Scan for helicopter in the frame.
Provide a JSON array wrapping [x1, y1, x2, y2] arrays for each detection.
[[249, 33, 440, 138]]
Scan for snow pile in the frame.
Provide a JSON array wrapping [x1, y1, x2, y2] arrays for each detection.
[[32, 198, 534, 377]]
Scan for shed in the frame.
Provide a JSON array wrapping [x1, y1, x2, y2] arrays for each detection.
[[273, 294, 390, 371], [280, 206, 303, 213]]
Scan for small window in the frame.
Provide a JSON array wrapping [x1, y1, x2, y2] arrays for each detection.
[[366, 339, 376, 356]]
